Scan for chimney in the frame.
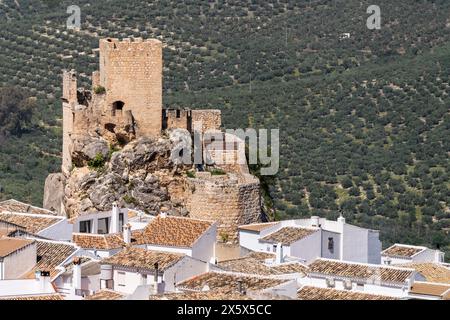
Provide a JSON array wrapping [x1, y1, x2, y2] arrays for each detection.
[[160, 207, 168, 218], [36, 270, 51, 293], [100, 264, 113, 289], [237, 279, 246, 295], [311, 216, 320, 227], [111, 202, 120, 233], [275, 242, 283, 264], [337, 214, 346, 225], [72, 257, 82, 296], [123, 223, 132, 245], [338, 213, 345, 261]]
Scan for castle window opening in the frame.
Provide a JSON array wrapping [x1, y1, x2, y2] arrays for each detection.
[[105, 123, 116, 133], [176, 110, 181, 118], [112, 101, 124, 116]]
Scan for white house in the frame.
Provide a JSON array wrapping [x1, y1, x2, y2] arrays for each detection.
[[239, 216, 382, 264], [99, 247, 208, 296], [0, 211, 72, 241], [72, 233, 126, 258], [381, 244, 445, 265], [0, 237, 36, 280], [131, 214, 217, 263], [408, 281, 450, 300], [53, 256, 101, 299], [302, 258, 425, 298]]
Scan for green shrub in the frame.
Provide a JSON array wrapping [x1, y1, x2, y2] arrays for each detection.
[[88, 153, 105, 169], [94, 86, 106, 94], [210, 168, 226, 176], [123, 195, 138, 205], [186, 170, 196, 178]]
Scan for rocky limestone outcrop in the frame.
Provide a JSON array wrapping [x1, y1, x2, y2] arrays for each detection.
[[62, 133, 192, 218], [70, 134, 110, 167], [43, 173, 66, 215]]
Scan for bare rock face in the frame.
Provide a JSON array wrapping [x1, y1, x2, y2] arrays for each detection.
[[43, 173, 66, 215], [63, 136, 191, 218], [71, 135, 110, 167]]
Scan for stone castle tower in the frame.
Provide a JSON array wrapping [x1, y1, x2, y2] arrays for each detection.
[[98, 38, 162, 137], [51, 37, 262, 241], [62, 38, 163, 175]]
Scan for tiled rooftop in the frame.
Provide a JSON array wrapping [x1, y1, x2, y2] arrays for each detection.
[[297, 286, 398, 300], [21, 241, 78, 279], [0, 199, 57, 216], [382, 244, 425, 258], [238, 222, 279, 233], [177, 272, 288, 294], [150, 291, 252, 300], [308, 258, 415, 284], [0, 212, 61, 234], [85, 289, 125, 300], [0, 294, 64, 300], [399, 263, 450, 284], [0, 227, 17, 237], [0, 237, 34, 258], [410, 281, 450, 298], [72, 233, 125, 250], [132, 216, 213, 248], [102, 247, 185, 272], [260, 227, 318, 245], [217, 252, 308, 276]]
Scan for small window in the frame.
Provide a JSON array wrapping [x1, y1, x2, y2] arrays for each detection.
[[119, 213, 124, 231], [272, 244, 277, 253], [176, 110, 181, 118], [328, 237, 334, 252], [356, 283, 364, 291], [98, 218, 110, 234], [79, 220, 92, 233], [112, 101, 124, 116], [117, 271, 126, 287], [266, 246, 271, 252], [326, 278, 335, 288]]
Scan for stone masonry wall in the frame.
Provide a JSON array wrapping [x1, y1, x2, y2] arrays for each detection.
[[186, 172, 261, 242], [99, 38, 162, 137], [191, 109, 221, 133]]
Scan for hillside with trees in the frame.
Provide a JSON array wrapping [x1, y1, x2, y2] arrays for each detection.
[[0, 0, 448, 259]]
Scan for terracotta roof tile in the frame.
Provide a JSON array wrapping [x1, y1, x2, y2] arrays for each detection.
[[0, 294, 63, 300], [308, 259, 415, 284], [399, 263, 450, 284], [177, 272, 288, 294], [0, 199, 58, 216], [102, 247, 185, 272], [150, 291, 252, 300], [297, 286, 398, 300], [0, 212, 61, 234], [261, 227, 318, 245], [218, 252, 308, 276], [134, 216, 213, 248], [27, 241, 77, 279], [410, 282, 450, 298], [238, 222, 279, 233], [85, 289, 125, 300], [72, 233, 125, 250], [0, 237, 34, 258], [382, 244, 424, 258]]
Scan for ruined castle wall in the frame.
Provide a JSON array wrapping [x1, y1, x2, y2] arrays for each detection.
[[99, 38, 162, 137], [191, 110, 221, 133], [163, 109, 192, 131], [62, 70, 77, 175], [186, 173, 261, 242]]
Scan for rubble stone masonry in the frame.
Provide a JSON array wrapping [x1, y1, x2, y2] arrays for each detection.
[[186, 172, 261, 242]]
